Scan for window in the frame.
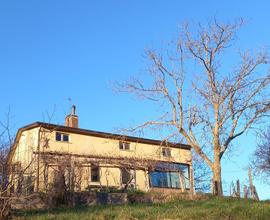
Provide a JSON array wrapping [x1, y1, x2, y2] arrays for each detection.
[[91, 166, 100, 182], [149, 163, 190, 189], [63, 134, 69, 142], [56, 132, 62, 141], [121, 168, 132, 184], [162, 148, 171, 157], [150, 171, 171, 188], [119, 141, 130, 150], [55, 132, 69, 142], [22, 175, 35, 194], [11, 163, 21, 174]]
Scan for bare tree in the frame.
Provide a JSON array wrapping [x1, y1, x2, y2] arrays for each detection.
[[253, 128, 270, 183], [0, 109, 14, 187], [0, 110, 16, 219], [115, 18, 270, 195]]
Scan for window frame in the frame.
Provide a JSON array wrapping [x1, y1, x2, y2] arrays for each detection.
[[149, 163, 190, 189], [90, 166, 100, 183], [119, 141, 131, 151], [121, 168, 132, 185], [55, 132, 70, 143], [62, 134, 69, 142], [55, 132, 62, 141], [162, 148, 172, 157]]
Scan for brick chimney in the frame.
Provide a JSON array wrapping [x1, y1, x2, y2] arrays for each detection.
[[65, 105, 78, 128]]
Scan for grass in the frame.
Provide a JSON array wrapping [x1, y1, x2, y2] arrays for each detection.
[[13, 197, 270, 220]]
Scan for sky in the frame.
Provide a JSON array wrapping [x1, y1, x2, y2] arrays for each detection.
[[1, 0, 270, 199]]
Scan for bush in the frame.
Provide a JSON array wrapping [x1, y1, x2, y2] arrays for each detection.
[[0, 198, 11, 220], [86, 186, 125, 193], [127, 188, 145, 196], [127, 189, 152, 204]]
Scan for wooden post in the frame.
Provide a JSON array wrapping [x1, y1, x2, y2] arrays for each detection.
[[248, 167, 254, 199], [243, 185, 248, 199], [236, 180, 240, 198], [248, 167, 259, 201], [229, 182, 232, 196], [230, 181, 236, 197], [253, 186, 259, 201]]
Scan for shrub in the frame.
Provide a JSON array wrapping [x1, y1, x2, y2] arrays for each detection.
[[127, 189, 152, 204]]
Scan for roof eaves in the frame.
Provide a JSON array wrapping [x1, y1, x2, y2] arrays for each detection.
[[34, 122, 191, 150]]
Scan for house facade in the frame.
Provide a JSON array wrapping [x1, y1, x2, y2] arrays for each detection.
[[7, 106, 193, 193]]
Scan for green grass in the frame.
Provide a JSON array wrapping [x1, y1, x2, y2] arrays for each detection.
[[13, 197, 270, 220]]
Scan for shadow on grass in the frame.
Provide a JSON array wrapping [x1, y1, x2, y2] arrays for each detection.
[[13, 203, 153, 218]]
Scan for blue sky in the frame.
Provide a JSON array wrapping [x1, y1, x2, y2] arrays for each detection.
[[1, 0, 270, 199]]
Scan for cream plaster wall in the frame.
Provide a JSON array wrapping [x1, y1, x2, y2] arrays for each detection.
[[11, 127, 192, 192], [41, 130, 191, 165], [12, 127, 40, 169]]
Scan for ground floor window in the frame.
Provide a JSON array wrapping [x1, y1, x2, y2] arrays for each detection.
[[120, 168, 136, 188], [121, 168, 131, 184], [91, 166, 100, 182], [149, 163, 190, 189], [22, 174, 35, 194]]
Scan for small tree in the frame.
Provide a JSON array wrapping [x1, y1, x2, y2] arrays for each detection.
[[116, 18, 270, 195], [0, 110, 13, 189], [253, 128, 270, 183], [0, 110, 15, 219]]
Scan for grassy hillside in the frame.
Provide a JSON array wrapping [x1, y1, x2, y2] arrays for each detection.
[[14, 197, 270, 220]]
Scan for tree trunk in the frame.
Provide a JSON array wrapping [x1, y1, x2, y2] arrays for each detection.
[[212, 159, 223, 196], [212, 121, 223, 196]]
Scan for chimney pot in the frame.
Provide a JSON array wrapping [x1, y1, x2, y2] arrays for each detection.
[[71, 105, 76, 115]]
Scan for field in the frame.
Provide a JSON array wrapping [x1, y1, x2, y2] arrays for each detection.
[[13, 197, 270, 220]]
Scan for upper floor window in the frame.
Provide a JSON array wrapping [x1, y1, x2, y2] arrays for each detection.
[[162, 148, 171, 157], [119, 141, 130, 151], [55, 132, 69, 142]]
